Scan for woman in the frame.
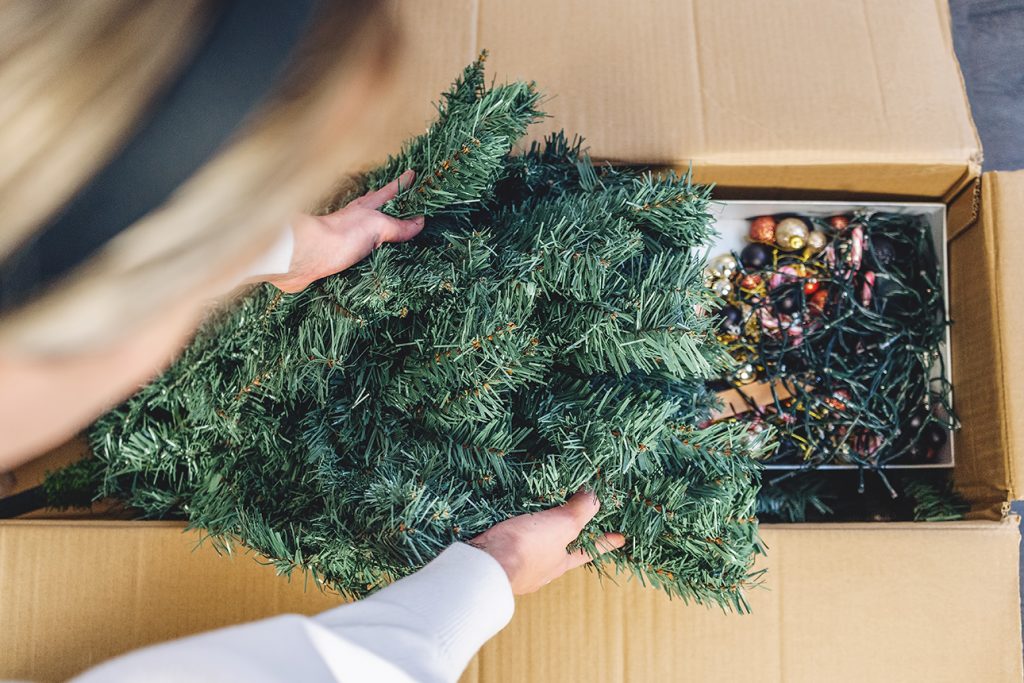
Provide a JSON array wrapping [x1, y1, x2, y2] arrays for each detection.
[[0, 2, 624, 681]]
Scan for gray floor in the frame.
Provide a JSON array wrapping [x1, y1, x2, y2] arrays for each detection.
[[951, 0, 1024, 171], [949, 0, 1024, 654]]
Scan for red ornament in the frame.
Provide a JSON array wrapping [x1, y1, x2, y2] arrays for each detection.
[[803, 278, 820, 295], [749, 216, 777, 244], [828, 215, 850, 231], [739, 273, 763, 290], [808, 289, 829, 314]]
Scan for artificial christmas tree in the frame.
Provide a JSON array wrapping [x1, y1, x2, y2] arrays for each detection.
[[48, 55, 769, 610]]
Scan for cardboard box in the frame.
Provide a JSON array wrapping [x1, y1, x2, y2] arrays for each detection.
[[3, 1, 1022, 681]]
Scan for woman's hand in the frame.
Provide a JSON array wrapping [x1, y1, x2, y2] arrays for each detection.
[[469, 490, 626, 595], [267, 170, 424, 293]]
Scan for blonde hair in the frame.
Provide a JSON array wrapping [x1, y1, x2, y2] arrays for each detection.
[[0, 0, 394, 355]]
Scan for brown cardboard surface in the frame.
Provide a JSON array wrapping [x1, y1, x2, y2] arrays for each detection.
[[946, 176, 982, 240], [985, 171, 1024, 501], [0, 521, 344, 682], [2, 520, 1019, 683], [950, 171, 1024, 514], [949, 193, 1010, 516], [0, 436, 88, 498], [468, 520, 1023, 683], [379, 0, 980, 198]]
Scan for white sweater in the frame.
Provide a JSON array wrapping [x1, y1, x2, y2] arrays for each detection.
[[70, 543, 515, 683]]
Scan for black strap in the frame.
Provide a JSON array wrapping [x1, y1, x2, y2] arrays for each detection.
[[0, 485, 46, 519], [0, 0, 317, 315]]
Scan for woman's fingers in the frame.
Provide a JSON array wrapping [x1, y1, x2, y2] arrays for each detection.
[[544, 488, 602, 544], [564, 532, 627, 571], [377, 215, 425, 246], [357, 169, 416, 209], [560, 489, 601, 528]]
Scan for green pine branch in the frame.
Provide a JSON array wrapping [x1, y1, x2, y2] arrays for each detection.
[[53, 56, 769, 611]]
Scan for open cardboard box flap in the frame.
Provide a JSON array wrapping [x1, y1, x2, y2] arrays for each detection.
[[0, 520, 1019, 683], [4, 2, 1023, 682], [985, 171, 1024, 501], [379, 0, 981, 199], [951, 170, 1024, 513]]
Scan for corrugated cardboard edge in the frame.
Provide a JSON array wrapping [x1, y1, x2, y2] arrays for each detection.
[[946, 174, 982, 240]]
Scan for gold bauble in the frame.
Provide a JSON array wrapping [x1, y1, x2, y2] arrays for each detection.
[[733, 363, 756, 384], [775, 217, 809, 251], [703, 267, 717, 288], [807, 229, 828, 252], [708, 253, 739, 279]]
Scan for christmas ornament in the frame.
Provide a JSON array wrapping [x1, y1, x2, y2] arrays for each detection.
[[922, 423, 948, 450], [807, 230, 828, 252], [824, 389, 850, 412], [775, 293, 801, 315], [835, 225, 864, 273], [702, 268, 717, 288], [749, 216, 777, 243], [708, 253, 739, 279], [740, 243, 772, 269], [733, 363, 757, 384], [768, 265, 800, 291], [867, 235, 896, 270], [719, 305, 743, 331], [739, 273, 763, 290], [872, 273, 908, 311], [860, 271, 875, 307], [712, 278, 733, 298], [906, 411, 927, 433], [828, 215, 850, 231], [803, 278, 820, 295], [774, 217, 809, 251], [808, 288, 829, 314]]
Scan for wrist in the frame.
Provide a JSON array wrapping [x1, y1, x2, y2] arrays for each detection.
[[467, 531, 525, 592], [241, 223, 296, 288], [263, 215, 325, 293]]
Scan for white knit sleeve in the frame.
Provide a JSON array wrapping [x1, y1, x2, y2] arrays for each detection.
[[69, 543, 514, 683], [315, 542, 516, 682]]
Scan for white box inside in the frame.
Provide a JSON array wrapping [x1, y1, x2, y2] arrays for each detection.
[[707, 200, 953, 470]]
